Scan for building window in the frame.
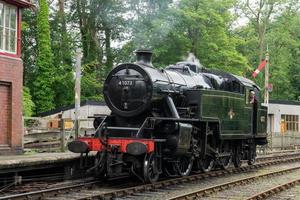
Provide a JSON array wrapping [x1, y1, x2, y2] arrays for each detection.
[[281, 115, 299, 133], [0, 2, 17, 53]]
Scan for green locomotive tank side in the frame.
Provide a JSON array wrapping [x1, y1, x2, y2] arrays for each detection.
[[198, 88, 267, 141]]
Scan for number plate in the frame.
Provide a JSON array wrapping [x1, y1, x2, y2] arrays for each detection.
[[118, 80, 135, 86]]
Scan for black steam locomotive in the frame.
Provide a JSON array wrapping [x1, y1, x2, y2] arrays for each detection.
[[68, 50, 267, 183]]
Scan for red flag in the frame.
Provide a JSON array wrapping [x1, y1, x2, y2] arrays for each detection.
[[252, 60, 267, 78]]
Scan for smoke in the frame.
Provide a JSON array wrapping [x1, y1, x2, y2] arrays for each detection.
[[186, 52, 204, 68], [130, 1, 179, 51]]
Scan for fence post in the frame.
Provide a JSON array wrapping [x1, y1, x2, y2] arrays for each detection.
[[59, 115, 65, 152]]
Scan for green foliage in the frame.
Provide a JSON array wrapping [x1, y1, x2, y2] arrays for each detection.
[[23, 87, 35, 117], [49, 1, 74, 108], [125, 0, 249, 75], [33, 0, 55, 113], [21, 9, 37, 88], [267, 25, 295, 100], [81, 61, 104, 101], [21, 0, 300, 112], [234, 6, 300, 100]]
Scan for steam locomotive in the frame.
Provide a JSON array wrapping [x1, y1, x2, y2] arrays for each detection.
[[68, 50, 267, 183]]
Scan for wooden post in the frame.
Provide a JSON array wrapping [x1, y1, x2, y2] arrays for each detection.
[[60, 118, 65, 152], [75, 48, 82, 139], [59, 114, 65, 152], [264, 47, 269, 105]]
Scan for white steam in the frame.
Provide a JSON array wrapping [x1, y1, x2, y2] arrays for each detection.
[[186, 52, 204, 68]]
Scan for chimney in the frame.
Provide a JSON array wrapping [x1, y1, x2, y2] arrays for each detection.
[[135, 49, 153, 67]]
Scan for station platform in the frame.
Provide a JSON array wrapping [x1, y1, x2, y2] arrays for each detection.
[[0, 152, 83, 175]]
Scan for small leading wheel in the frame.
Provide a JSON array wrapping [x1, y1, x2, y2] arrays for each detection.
[[176, 156, 194, 176], [201, 156, 215, 172], [143, 153, 159, 183], [94, 151, 107, 178], [220, 155, 232, 170]]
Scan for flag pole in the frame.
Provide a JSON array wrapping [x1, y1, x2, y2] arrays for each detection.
[[264, 45, 269, 105]]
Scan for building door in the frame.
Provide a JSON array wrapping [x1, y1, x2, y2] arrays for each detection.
[[0, 82, 11, 146]]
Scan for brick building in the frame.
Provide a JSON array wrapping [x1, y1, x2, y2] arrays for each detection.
[[0, 0, 32, 154]]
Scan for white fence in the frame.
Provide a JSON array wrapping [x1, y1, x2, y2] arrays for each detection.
[[267, 132, 300, 151], [23, 117, 95, 152]]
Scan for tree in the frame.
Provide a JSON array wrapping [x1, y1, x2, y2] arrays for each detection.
[[50, 0, 74, 107], [33, 0, 55, 113], [178, 0, 249, 75], [21, 8, 37, 88], [124, 0, 249, 75], [238, 0, 284, 61], [80, 61, 104, 101], [235, 0, 287, 88], [234, 0, 300, 100], [267, 10, 300, 100], [20, 0, 300, 106], [23, 87, 35, 117], [70, 0, 127, 101]]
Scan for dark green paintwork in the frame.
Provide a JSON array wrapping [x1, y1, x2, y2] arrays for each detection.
[[198, 89, 267, 140], [257, 107, 268, 137]]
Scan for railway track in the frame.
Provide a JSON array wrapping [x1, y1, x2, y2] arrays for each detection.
[[265, 179, 300, 200], [169, 165, 300, 200], [247, 179, 300, 200], [1, 152, 300, 200]]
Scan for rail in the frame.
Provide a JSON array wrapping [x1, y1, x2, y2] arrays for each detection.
[[169, 165, 300, 200]]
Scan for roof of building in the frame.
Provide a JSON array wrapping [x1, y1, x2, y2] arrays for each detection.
[[37, 100, 107, 117], [269, 99, 300, 106], [3, 0, 33, 8]]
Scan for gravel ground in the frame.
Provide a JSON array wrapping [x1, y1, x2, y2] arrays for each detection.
[[118, 161, 300, 200], [267, 184, 300, 200], [202, 167, 300, 199]]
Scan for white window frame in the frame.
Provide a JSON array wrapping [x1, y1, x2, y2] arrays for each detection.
[[0, 1, 17, 54]]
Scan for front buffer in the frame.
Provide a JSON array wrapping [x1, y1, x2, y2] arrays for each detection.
[[68, 137, 159, 183]]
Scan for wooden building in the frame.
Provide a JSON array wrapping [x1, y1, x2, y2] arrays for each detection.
[[0, 0, 32, 154], [38, 100, 111, 129]]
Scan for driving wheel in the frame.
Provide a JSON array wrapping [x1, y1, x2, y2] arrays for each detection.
[[201, 156, 215, 172], [176, 156, 194, 176], [220, 155, 232, 170]]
